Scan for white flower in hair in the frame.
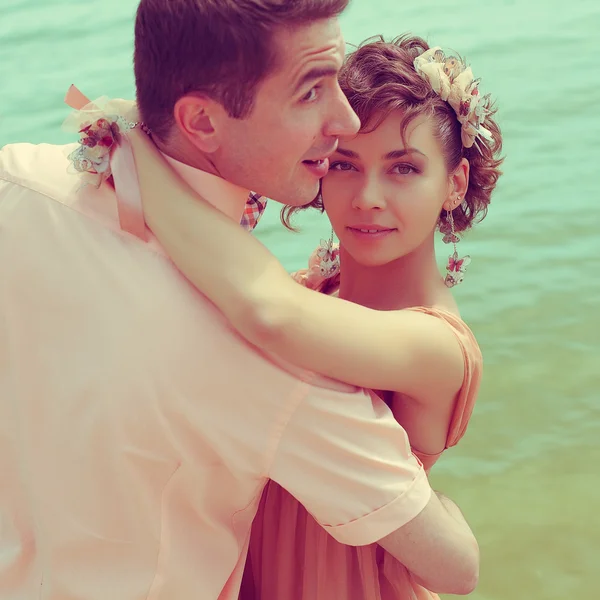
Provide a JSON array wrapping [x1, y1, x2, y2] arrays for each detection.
[[413, 48, 452, 100], [414, 47, 493, 151]]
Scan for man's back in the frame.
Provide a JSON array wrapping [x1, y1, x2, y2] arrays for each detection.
[[0, 142, 430, 599]]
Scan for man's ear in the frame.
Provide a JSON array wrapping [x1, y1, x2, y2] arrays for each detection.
[[173, 94, 222, 154]]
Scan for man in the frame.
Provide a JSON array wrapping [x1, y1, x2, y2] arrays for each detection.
[[0, 1, 478, 599]]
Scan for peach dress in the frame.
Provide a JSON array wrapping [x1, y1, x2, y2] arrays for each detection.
[[240, 247, 483, 600]]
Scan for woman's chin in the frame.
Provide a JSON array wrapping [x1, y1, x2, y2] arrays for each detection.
[[344, 250, 393, 269]]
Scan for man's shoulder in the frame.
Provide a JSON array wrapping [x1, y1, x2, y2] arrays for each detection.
[[0, 141, 81, 203], [0, 141, 133, 241]]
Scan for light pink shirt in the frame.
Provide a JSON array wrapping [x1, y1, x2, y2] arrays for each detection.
[[0, 142, 431, 600]]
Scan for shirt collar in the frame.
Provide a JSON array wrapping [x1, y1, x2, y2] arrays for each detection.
[[162, 154, 250, 224]]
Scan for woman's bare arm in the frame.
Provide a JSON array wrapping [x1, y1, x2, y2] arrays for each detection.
[[378, 490, 479, 595], [129, 131, 464, 398]]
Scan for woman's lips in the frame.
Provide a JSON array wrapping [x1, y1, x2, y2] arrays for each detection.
[[347, 226, 396, 240]]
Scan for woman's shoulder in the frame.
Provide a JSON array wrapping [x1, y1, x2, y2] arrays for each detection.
[[405, 305, 482, 363], [398, 306, 483, 464]]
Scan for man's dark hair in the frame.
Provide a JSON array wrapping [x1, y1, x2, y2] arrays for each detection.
[[134, 0, 349, 140]]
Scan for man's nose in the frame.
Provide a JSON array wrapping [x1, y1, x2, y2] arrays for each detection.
[[324, 87, 360, 138]]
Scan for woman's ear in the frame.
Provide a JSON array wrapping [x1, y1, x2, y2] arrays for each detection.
[[443, 158, 470, 211]]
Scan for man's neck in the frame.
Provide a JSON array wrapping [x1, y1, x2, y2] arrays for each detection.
[[151, 135, 248, 224], [154, 135, 221, 178]]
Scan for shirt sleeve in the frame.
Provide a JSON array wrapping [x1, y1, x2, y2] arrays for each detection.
[[269, 386, 432, 546]]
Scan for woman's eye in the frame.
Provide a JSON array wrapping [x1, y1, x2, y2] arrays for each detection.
[[392, 164, 416, 175], [329, 161, 356, 172]]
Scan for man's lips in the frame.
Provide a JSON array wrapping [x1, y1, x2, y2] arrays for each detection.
[[302, 140, 338, 166], [302, 158, 330, 178]]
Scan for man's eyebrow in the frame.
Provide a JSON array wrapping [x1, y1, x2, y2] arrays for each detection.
[[293, 66, 339, 94], [335, 147, 359, 158]]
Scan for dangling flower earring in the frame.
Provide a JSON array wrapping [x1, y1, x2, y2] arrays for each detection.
[[316, 228, 340, 279], [441, 205, 471, 287]]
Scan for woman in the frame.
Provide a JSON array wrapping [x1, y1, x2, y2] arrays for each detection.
[[129, 35, 503, 599]]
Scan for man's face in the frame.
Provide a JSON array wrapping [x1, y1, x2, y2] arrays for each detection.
[[211, 18, 360, 206]]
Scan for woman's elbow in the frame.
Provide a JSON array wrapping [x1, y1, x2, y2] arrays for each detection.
[[453, 558, 479, 595], [440, 539, 480, 595], [419, 537, 479, 595]]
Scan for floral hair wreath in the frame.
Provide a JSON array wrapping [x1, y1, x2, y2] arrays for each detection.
[[413, 47, 493, 152]]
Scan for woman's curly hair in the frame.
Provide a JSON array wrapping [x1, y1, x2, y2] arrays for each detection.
[[281, 34, 504, 234]]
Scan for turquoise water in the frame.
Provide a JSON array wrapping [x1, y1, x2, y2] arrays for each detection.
[[2, 1, 599, 598]]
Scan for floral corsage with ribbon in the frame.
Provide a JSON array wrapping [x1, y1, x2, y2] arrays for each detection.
[[62, 96, 139, 188], [62, 88, 149, 241]]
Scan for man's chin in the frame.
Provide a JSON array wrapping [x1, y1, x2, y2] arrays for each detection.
[[289, 183, 322, 208], [286, 197, 319, 208], [266, 183, 321, 208]]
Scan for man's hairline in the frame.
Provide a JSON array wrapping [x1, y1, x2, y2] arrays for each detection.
[[160, 16, 344, 141], [262, 16, 344, 92]]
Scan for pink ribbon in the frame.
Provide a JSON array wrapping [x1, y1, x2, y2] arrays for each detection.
[[64, 85, 148, 242]]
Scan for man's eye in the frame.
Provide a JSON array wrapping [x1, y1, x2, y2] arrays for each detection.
[[302, 87, 320, 102]]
